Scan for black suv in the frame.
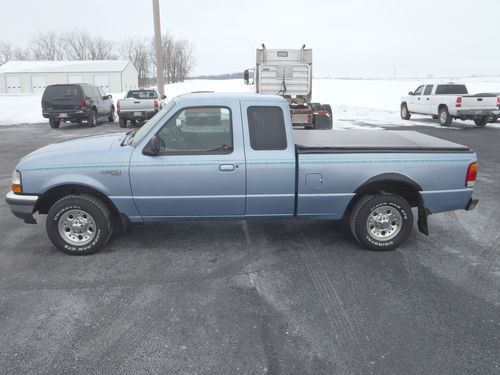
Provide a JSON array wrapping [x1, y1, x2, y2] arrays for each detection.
[[41, 83, 115, 128]]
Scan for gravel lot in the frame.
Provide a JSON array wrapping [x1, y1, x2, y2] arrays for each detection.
[[0, 120, 498, 374]]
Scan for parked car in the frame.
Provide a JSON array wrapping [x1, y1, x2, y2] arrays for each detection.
[[6, 93, 478, 255], [41, 83, 115, 128], [117, 88, 166, 128], [401, 83, 500, 127], [473, 93, 500, 123]]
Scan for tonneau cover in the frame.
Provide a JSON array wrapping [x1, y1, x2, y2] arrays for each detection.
[[294, 130, 471, 153]]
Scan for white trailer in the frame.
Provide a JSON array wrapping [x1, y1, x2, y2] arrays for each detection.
[[244, 44, 332, 129]]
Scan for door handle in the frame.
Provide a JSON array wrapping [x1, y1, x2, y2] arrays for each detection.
[[427, 98, 430, 101], [219, 164, 235, 172], [418, 98, 421, 100]]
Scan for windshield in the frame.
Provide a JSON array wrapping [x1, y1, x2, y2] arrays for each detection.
[[127, 90, 158, 99], [131, 100, 176, 146]]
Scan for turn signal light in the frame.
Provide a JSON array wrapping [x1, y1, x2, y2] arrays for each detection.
[[12, 184, 22, 194], [466, 162, 478, 188]]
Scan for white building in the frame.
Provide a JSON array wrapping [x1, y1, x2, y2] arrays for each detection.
[[0, 60, 138, 94]]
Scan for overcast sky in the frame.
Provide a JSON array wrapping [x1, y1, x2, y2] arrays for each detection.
[[1, 0, 499, 77]]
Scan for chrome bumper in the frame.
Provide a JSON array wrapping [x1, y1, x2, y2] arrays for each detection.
[[5, 191, 38, 224]]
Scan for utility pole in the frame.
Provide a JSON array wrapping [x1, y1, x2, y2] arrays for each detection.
[[152, 0, 164, 95]]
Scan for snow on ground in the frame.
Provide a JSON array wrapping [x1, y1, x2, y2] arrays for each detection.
[[1, 77, 500, 129]]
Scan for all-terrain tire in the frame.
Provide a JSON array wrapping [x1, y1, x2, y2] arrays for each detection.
[[474, 117, 488, 127], [46, 194, 112, 255], [108, 107, 116, 123], [119, 117, 127, 128], [88, 109, 97, 127], [401, 103, 411, 120], [349, 193, 414, 251], [49, 118, 60, 129], [438, 107, 452, 126]]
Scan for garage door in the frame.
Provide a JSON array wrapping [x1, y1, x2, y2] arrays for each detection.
[[32, 76, 47, 94], [68, 75, 83, 84], [6, 76, 21, 94], [94, 75, 109, 91]]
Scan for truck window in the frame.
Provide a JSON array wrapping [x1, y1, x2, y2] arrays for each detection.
[[423, 85, 433, 95], [127, 90, 158, 99], [157, 107, 233, 154], [247, 106, 287, 150], [435, 85, 468, 95], [414, 86, 424, 95]]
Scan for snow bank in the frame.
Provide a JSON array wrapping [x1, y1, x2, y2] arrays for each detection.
[[1, 77, 499, 129]]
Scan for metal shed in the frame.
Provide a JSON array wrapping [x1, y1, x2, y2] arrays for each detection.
[[0, 60, 139, 94]]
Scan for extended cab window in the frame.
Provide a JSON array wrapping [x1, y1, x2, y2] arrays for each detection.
[[157, 107, 232, 154], [423, 85, 433, 95], [247, 106, 287, 150], [414, 85, 424, 95]]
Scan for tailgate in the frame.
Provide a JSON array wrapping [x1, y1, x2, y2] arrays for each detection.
[[461, 96, 498, 110], [118, 99, 155, 111]]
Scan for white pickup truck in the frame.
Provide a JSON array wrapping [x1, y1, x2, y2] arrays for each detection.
[[401, 83, 500, 127], [117, 88, 167, 128]]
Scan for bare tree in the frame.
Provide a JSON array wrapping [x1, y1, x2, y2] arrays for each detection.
[[0, 41, 13, 65], [151, 33, 194, 84], [88, 37, 115, 60], [61, 31, 91, 60], [30, 31, 63, 60], [119, 38, 151, 86], [13, 47, 33, 61]]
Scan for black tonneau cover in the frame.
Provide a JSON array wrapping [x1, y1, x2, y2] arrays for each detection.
[[294, 130, 471, 153]]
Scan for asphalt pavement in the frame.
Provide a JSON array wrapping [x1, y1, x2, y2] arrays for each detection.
[[0, 119, 498, 374]]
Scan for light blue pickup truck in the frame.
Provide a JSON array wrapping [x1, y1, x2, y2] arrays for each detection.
[[6, 93, 478, 255]]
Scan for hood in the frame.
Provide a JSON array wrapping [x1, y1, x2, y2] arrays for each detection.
[[22, 133, 125, 161]]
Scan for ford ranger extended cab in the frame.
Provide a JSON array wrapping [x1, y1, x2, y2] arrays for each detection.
[[401, 83, 500, 127], [6, 93, 478, 255]]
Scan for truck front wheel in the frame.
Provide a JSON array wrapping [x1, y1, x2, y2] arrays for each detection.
[[349, 193, 414, 251], [400, 104, 411, 120], [46, 195, 112, 255], [438, 107, 452, 126]]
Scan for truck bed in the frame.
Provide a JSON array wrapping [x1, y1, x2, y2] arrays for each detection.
[[294, 130, 471, 153]]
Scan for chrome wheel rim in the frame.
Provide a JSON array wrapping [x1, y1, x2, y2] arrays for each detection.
[[439, 111, 447, 123], [58, 209, 96, 246], [366, 205, 402, 241]]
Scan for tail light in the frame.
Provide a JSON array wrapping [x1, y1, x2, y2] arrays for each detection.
[[455, 97, 462, 108], [81, 99, 87, 109], [154, 99, 159, 111], [466, 162, 478, 188], [497, 97, 500, 109], [117, 101, 120, 112], [41, 101, 47, 110]]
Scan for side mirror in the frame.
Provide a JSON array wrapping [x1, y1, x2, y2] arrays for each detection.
[[161, 94, 167, 99], [107, 94, 113, 99], [142, 134, 161, 156], [408, 91, 414, 96], [244, 69, 254, 85]]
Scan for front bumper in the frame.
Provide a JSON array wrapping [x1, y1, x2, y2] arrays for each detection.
[[5, 191, 38, 224]]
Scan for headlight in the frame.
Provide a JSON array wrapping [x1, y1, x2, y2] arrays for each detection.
[[11, 170, 22, 194]]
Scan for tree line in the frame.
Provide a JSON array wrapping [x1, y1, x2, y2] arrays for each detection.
[[0, 30, 194, 86]]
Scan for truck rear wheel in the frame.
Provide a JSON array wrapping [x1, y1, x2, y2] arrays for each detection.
[[310, 103, 322, 112], [49, 118, 60, 129], [119, 117, 127, 128], [400, 104, 411, 120], [88, 109, 97, 128], [438, 107, 452, 126], [474, 117, 488, 127], [349, 193, 414, 251], [108, 107, 115, 123], [322, 104, 333, 128], [46, 195, 112, 255]]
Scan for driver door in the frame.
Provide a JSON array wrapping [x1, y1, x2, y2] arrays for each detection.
[[408, 85, 424, 113], [129, 105, 246, 219]]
